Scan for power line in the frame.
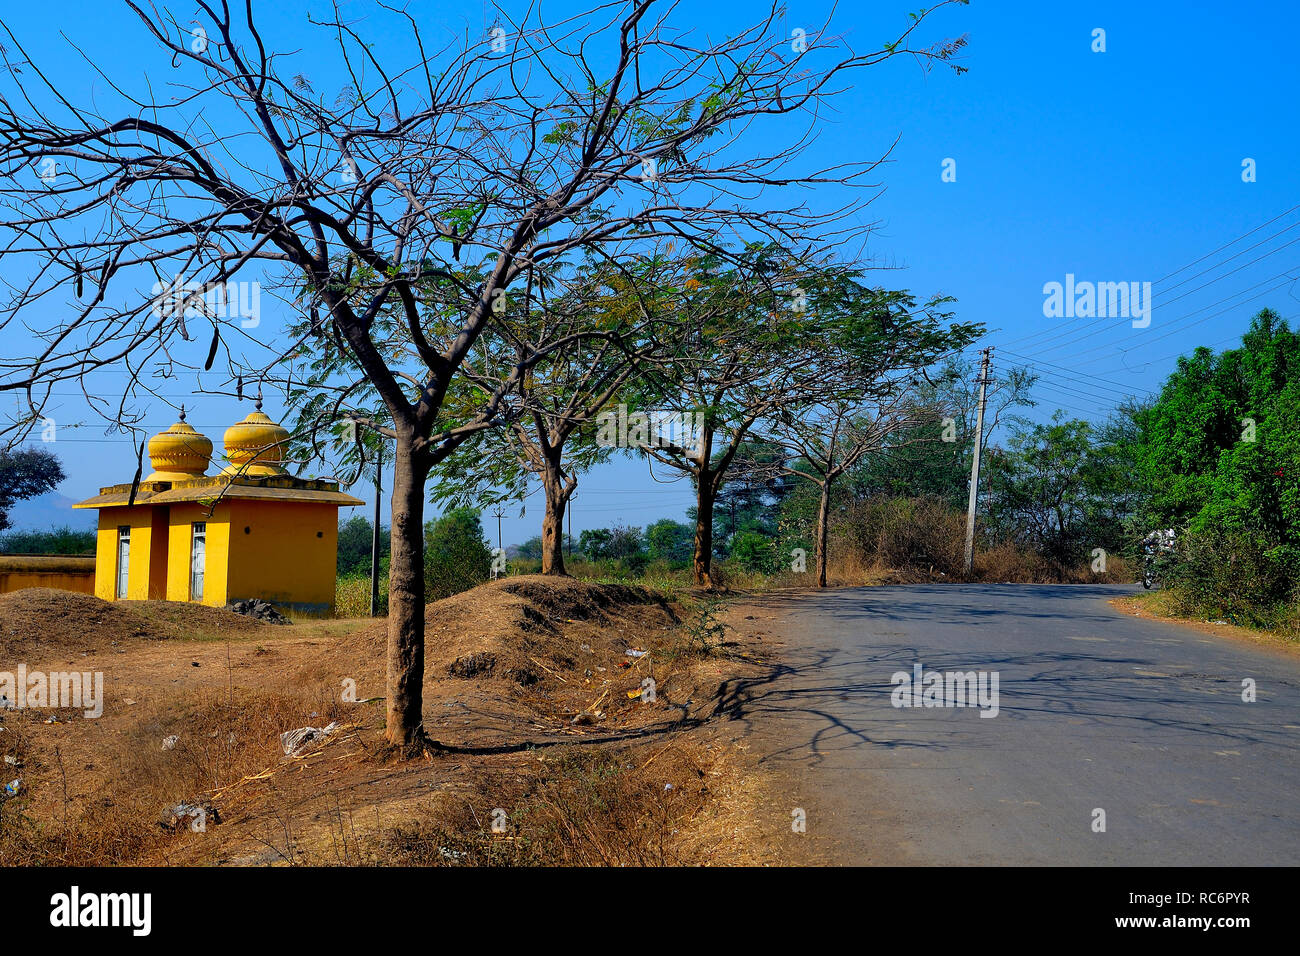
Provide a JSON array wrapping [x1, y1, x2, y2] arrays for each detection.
[[996, 204, 1300, 353], [1061, 275, 1294, 361], [1154, 202, 1300, 284], [1021, 270, 1296, 362], [1000, 349, 1145, 398]]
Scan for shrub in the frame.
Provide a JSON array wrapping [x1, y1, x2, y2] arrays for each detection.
[[336, 572, 386, 617], [1164, 527, 1299, 629], [728, 530, 778, 573], [0, 524, 96, 555], [836, 496, 966, 576], [424, 508, 493, 601]]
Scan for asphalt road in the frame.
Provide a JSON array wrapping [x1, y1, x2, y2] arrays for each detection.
[[733, 584, 1300, 865]]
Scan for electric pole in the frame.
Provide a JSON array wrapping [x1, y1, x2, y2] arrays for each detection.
[[964, 347, 992, 577], [493, 506, 504, 579]]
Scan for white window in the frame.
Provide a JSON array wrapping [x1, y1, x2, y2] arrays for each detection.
[[115, 526, 131, 599], [190, 522, 206, 601]]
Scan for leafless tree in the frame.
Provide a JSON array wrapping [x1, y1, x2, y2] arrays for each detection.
[[0, 0, 969, 752], [759, 287, 979, 585], [766, 397, 928, 587]]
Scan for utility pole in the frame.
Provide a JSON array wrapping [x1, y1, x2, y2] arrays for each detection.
[[493, 506, 504, 579], [963, 347, 993, 577], [370, 442, 383, 617]]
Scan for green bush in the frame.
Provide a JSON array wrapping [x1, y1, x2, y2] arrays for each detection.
[[0, 525, 96, 555], [728, 530, 778, 573], [424, 507, 493, 601], [1165, 527, 1299, 629], [337, 514, 389, 576]]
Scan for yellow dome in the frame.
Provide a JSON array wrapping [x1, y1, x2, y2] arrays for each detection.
[[221, 408, 290, 477], [145, 415, 213, 482]]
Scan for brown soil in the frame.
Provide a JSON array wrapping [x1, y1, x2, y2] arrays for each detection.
[[0, 577, 778, 866]]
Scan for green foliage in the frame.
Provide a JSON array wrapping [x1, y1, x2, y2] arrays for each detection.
[[424, 508, 494, 601], [1136, 309, 1299, 531], [711, 440, 792, 549], [0, 447, 65, 533], [728, 530, 779, 573], [578, 524, 643, 561], [1163, 526, 1297, 629], [577, 527, 613, 559], [644, 518, 693, 565], [1132, 309, 1300, 618], [516, 536, 544, 560], [985, 412, 1134, 563], [846, 355, 1036, 506], [0, 524, 95, 555], [572, 525, 646, 577], [337, 514, 390, 576]]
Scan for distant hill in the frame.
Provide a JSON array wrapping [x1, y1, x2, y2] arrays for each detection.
[[4, 492, 95, 532]]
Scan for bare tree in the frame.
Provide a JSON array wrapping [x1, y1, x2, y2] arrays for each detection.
[[0, 0, 969, 751], [767, 400, 925, 587], [761, 285, 979, 585]]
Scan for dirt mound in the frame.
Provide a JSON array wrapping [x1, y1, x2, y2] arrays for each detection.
[[308, 575, 680, 735], [0, 588, 267, 659]]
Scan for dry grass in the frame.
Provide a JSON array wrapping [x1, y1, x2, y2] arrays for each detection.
[[824, 497, 1134, 586], [0, 689, 338, 865], [0, 587, 266, 655], [0, 577, 774, 867], [372, 742, 714, 866], [1114, 590, 1300, 650]]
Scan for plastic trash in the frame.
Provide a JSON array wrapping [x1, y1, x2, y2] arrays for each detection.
[[3, 778, 21, 798], [280, 721, 338, 756], [161, 735, 180, 751], [158, 799, 219, 831]]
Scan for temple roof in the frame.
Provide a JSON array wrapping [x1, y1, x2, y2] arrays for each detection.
[[73, 475, 363, 510], [75, 403, 364, 511]]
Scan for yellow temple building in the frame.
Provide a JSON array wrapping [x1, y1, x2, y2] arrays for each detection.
[[73, 403, 362, 617]]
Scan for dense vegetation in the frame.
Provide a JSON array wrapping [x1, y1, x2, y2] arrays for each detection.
[[0, 525, 96, 555], [1129, 309, 1300, 630]]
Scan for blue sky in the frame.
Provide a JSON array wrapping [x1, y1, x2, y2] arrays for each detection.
[[4, 0, 1298, 543]]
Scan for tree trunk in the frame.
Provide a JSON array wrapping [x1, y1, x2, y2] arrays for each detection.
[[385, 434, 429, 751], [540, 490, 570, 577], [815, 481, 831, 588], [539, 449, 571, 576], [693, 474, 716, 588]]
